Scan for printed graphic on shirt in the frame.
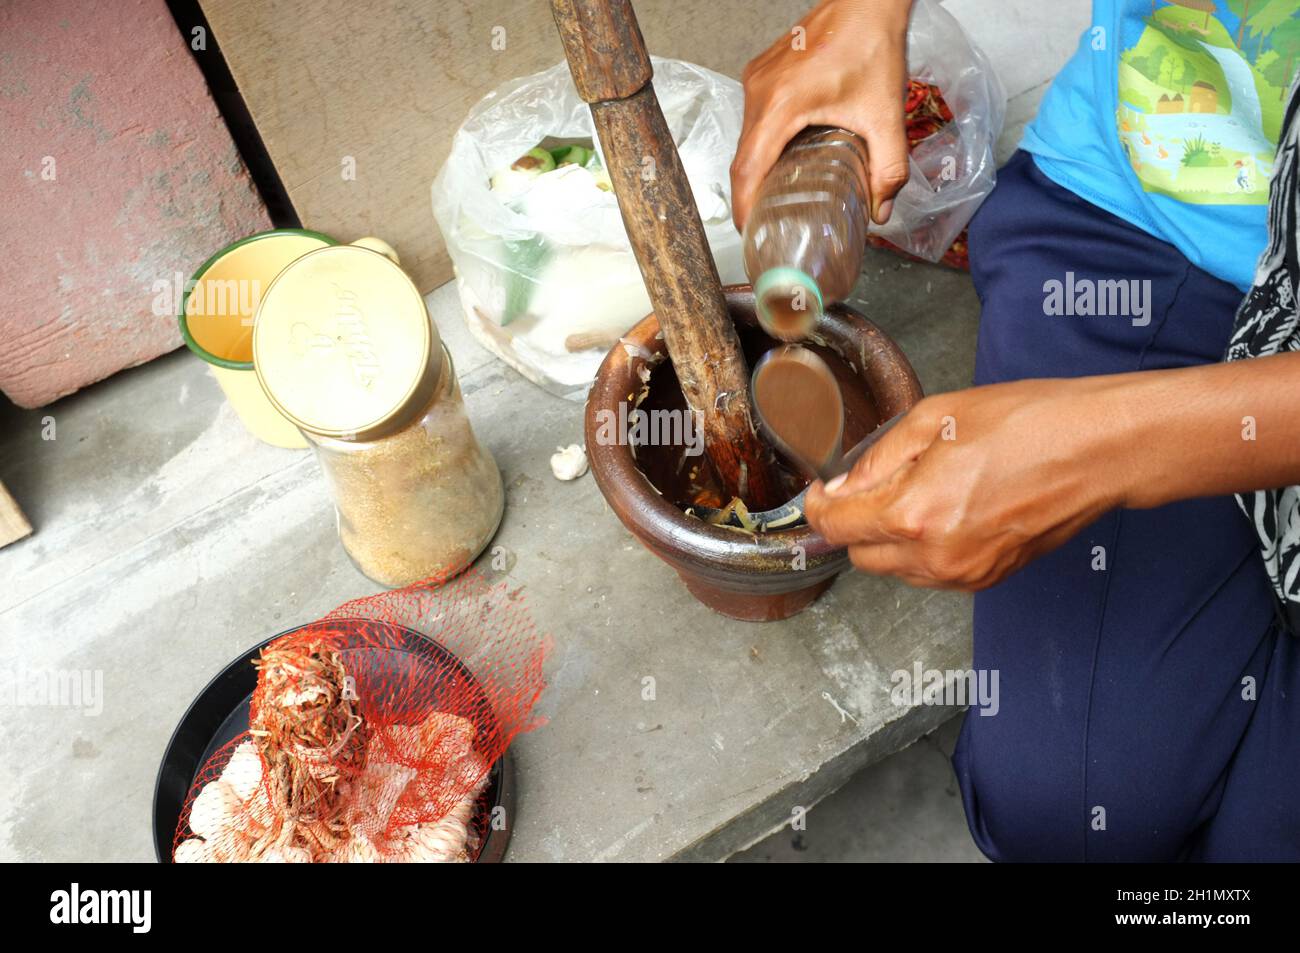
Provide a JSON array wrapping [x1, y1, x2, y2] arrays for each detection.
[[1117, 0, 1300, 205]]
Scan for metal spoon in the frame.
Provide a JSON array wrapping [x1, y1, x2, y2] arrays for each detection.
[[687, 344, 903, 530], [689, 415, 902, 530], [750, 345, 846, 481]]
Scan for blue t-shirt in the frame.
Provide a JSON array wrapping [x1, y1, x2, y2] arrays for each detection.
[[1022, 0, 1299, 291]]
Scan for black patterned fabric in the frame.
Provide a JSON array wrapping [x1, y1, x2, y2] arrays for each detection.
[[1225, 72, 1300, 632]]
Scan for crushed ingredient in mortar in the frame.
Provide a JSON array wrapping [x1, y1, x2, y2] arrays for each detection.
[[633, 325, 878, 520]]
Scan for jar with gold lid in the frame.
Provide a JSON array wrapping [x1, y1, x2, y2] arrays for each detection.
[[253, 244, 504, 588]]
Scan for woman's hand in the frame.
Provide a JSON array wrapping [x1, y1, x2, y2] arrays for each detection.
[[804, 378, 1133, 591], [731, 0, 915, 231]]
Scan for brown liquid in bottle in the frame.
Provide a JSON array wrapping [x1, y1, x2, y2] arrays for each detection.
[[742, 127, 871, 342]]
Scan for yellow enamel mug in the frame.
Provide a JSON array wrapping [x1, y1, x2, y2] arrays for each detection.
[[179, 229, 338, 448]]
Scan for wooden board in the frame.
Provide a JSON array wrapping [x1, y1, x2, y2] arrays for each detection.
[[198, 0, 802, 293], [0, 480, 32, 548]]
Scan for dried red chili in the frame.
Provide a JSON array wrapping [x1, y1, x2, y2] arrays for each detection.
[[869, 79, 970, 271]]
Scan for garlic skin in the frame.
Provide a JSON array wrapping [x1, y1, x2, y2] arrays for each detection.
[[550, 444, 588, 481]]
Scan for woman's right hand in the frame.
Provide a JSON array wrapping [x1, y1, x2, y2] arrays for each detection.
[[730, 0, 914, 232]]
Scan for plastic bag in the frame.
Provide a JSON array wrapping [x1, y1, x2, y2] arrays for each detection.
[[433, 57, 745, 401], [869, 0, 1006, 263]]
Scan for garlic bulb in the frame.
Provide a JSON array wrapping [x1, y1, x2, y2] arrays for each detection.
[[347, 760, 417, 835], [180, 710, 491, 862], [550, 444, 588, 481], [174, 838, 212, 863], [221, 741, 263, 802], [261, 844, 312, 863], [210, 831, 253, 863], [408, 794, 476, 862], [339, 832, 383, 863], [189, 780, 243, 840]]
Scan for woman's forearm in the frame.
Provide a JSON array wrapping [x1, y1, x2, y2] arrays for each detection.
[[1111, 351, 1300, 509], [802, 352, 1300, 591]]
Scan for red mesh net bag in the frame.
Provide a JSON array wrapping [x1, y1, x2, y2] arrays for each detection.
[[171, 567, 548, 863]]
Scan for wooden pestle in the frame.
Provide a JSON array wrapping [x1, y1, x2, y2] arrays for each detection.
[[550, 0, 783, 511]]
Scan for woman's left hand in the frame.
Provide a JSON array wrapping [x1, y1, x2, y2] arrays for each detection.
[[804, 377, 1133, 590]]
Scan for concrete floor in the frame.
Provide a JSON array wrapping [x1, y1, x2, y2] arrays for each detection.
[[0, 0, 1089, 862], [0, 250, 978, 863], [733, 716, 987, 862]]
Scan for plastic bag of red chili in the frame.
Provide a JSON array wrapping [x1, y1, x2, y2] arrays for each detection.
[[866, 0, 1006, 268]]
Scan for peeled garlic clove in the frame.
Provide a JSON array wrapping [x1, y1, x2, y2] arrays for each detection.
[[550, 444, 588, 481], [174, 838, 212, 863], [220, 741, 263, 802], [189, 780, 243, 840], [490, 147, 556, 200]]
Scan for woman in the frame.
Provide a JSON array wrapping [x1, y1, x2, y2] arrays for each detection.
[[733, 0, 1300, 861]]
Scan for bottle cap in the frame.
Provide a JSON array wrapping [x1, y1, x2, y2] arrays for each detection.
[[252, 245, 441, 441], [754, 267, 823, 342]]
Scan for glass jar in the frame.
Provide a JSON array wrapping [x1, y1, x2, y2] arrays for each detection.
[[253, 244, 504, 587]]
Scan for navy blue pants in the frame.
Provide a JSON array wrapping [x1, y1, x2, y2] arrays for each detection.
[[951, 151, 1300, 862]]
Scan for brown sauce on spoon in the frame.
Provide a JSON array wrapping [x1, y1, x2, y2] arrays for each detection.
[[751, 346, 843, 476]]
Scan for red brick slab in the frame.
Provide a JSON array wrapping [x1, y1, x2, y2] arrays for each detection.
[[0, 0, 270, 408]]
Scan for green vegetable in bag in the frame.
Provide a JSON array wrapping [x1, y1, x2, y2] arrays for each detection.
[[489, 147, 556, 198]]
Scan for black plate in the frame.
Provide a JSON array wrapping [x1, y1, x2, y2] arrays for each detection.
[[153, 619, 515, 863]]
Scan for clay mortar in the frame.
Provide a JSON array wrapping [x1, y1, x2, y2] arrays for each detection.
[[585, 285, 923, 621]]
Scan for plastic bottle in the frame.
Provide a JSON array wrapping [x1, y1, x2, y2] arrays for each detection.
[[742, 127, 871, 342]]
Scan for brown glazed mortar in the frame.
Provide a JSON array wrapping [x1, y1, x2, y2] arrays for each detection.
[[585, 285, 923, 622]]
